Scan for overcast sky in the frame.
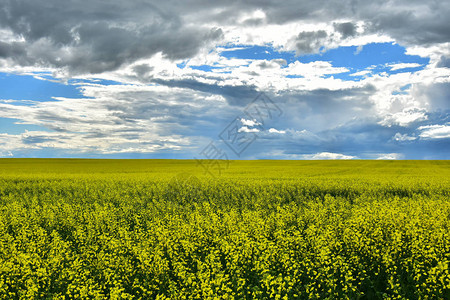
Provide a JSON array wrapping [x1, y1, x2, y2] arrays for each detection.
[[0, 0, 449, 159]]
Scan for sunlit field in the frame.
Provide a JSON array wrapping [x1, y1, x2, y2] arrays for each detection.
[[0, 159, 449, 299]]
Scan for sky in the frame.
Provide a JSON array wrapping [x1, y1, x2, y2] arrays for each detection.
[[0, 0, 449, 160]]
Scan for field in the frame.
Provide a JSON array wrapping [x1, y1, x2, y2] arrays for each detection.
[[0, 159, 449, 299]]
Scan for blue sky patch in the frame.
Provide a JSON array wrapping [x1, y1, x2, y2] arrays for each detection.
[[190, 65, 223, 72], [392, 84, 412, 95], [286, 75, 304, 79], [0, 117, 53, 134], [0, 73, 86, 102], [299, 42, 429, 70], [68, 78, 123, 86], [219, 42, 429, 80], [220, 44, 296, 63]]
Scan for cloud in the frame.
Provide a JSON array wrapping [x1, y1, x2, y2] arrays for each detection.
[[286, 61, 350, 78], [0, 0, 447, 76], [379, 108, 428, 127], [0, 150, 13, 157], [0, 1, 447, 117], [294, 30, 329, 54], [301, 152, 357, 160], [393, 133, 416, 142], [376, 153, 404, 160], [389, 63, 423, 71], [151, 78, 259, 106], [0, 83, 231, 155], [354, 45, 364, 55], [437, 56, 450, 68], [0, 0, 224, 75], [361, 2, 450, 46], [238, 126, 259, 133], [350, 70, 371, 77], [241, 118, 261, 127], [411, 82, 450, 112], [419, 124, 450, 139], [333, 22, 357, 39], [268, 128, 286, 134]]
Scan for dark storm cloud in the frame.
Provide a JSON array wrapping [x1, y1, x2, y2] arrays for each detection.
[[152, 78, 259, 106], [437, 56, 450, 68], [250, 118, 402, 159], [251, 85, 450, 159], [256, 59, 287, 69], [272, 85, 376, 130], [0, 0, 449, 75], [333, 22, 357, 39], [294, 30, 328, 54], [188, 0, 450, 46], [366, 9, 450, 46], [291, 85, 376, 111], [239, 85, 398, 158], [0, 0, 223, 74], [258, 0, 450, 46], [414, 82, 450, 112]]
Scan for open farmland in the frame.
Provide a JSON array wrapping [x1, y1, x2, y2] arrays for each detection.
[[0, 159, 449, 299]]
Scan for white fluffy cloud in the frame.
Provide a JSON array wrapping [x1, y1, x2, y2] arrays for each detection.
[[379, 109, 428, 127], [419, 124, 450, 139], [389, 63, 422, 71], [241, 119, 261, 127], [376, 153, 404, 160], [268, 128, 286, 134], [301, 152, 357, 160]]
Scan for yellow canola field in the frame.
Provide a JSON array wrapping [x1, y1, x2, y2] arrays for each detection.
[[0, 159, 449, 299]]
